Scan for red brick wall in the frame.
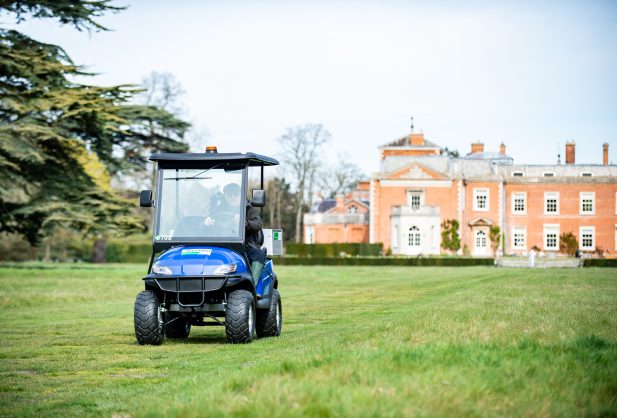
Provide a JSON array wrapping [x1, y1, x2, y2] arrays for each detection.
[[505, 182, 617, 253], [308, 224, 369, 243], [373, 180, 458, 251]]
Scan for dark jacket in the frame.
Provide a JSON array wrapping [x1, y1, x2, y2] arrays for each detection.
[[245, 205, 262, 249]]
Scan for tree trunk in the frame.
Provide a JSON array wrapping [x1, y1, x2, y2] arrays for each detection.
[[44, 239, 51, 262], [275, 186, 281, 228], [92, 238, 107, 263], [295, 198, 302, 243]]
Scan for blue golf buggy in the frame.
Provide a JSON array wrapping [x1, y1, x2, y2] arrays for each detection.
[[135, 149, 282, 345]]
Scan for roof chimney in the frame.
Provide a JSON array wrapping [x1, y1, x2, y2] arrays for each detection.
[[471, 142, 484, 154], [565, 141, 575, 165], [335, 194, 344, 209], [409, 133, 425, 146], [603, 143, 609, 165], [499, 143, 506, 156]]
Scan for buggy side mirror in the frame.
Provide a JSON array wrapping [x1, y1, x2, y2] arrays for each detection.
[[251, 189, 266, 207], [140, 190, 153, 207]]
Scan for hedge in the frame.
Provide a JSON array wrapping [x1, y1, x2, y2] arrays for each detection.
[[583, 259, 617, 268], [273, 256, 495, 266], [284, 243, 383, 257], [106, 237, 151, 263]]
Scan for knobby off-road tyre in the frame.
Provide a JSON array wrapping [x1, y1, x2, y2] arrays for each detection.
[[164, 313, 191, 339], [225, 290, 256, 343], [134, 290, 164, 345], [256, 289, 282, 338]]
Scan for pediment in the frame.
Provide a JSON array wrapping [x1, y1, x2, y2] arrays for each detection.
[[468, 217, 493, 227], [325, 199, 369, 214], [386, 163, 449, 180]]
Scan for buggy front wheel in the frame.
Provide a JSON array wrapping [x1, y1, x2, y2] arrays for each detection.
[[134, 290, 164, 345], [225, 290, 256, 343]]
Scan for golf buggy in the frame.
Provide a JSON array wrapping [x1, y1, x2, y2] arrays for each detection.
[[134, 148, 283, 345]]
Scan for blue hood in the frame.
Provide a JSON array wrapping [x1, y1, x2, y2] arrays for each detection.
[[153, 246, 248, 276]]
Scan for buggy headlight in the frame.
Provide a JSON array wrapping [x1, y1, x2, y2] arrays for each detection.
[[152, 264, 173, 275], [213, 263, 237, 275]]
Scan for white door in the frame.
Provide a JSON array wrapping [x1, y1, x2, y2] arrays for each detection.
[[474, 229, 488, 256], [406, 226, 421, 255]]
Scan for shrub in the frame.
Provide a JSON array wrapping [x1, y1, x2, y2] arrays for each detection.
[[0, 233, 35, 261], [583, 259, 617, 268], [559, 232, 578, 256], [489, 226, 501, 257], [106, 235, 152, 263], [441, 219, 461, 253]]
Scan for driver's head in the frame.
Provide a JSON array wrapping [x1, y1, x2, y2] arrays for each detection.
[[223, 183, 241, 206]]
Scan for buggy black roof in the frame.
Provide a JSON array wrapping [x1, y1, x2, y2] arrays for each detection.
[[150, 152, 279, 167]]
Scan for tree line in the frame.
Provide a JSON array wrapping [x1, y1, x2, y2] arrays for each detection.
[[0, 1, 363, 261]]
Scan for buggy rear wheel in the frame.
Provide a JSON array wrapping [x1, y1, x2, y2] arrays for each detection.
[[256, 289, 282, 338], [225, 290, 256, 343], [164, 313, 191, 339], [134, 290, 164, 345]]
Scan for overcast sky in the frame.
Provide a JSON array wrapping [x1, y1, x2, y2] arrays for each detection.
[[3, 0, 617, 174]]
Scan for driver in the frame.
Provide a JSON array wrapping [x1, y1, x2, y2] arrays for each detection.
[[205, 183, 266, 285]]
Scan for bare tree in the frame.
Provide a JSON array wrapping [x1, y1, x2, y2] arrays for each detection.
[[138, 71, 188, 190], [276, 124, 331, 243], [141, 71, 186, 114], [320, 152, 365, 198]]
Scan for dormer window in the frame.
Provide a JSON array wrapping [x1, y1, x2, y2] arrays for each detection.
[[347, 205, 358, 214], [543, 172, 555, 177], [581, 172, 593, 177], [512, 171, 524, 177]]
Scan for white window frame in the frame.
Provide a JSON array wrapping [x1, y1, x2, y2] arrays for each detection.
[[579, 226, 595, 251], [347, 205, 358, 214], [579, 192, 595, 215], [512, 227, 526, 250], [512, 171, 524, 177], [512, 192, 527, 215], [544, 192, 559, 215], [473, 188, 489, 212], [543, 171, 555, 177], [407, 190, 424, 211], [543, 224, 559, 251]]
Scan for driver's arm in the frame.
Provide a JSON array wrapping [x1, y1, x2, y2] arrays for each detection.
[[245, 206, 262, 233]]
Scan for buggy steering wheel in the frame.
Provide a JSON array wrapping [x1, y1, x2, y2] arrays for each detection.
[[210, 211, 239, 235]]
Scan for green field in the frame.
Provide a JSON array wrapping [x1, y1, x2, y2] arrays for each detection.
[[0, 265, 616, 417]]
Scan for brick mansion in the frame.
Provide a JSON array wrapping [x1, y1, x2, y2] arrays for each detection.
[[304, 131, 617, 256]]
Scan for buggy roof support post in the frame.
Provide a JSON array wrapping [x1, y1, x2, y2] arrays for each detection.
[[260, 164, 264, 217], [260, 165, 264, 189], [147, 250, 156, 274]]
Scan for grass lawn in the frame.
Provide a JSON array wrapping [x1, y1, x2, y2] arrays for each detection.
[[0, 264, 616, 417]]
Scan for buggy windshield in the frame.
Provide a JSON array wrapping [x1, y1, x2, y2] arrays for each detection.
[[155, 168, 244, 241]]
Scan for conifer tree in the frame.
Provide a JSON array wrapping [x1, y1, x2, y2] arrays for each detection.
[[0, 1, 190, 248]]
